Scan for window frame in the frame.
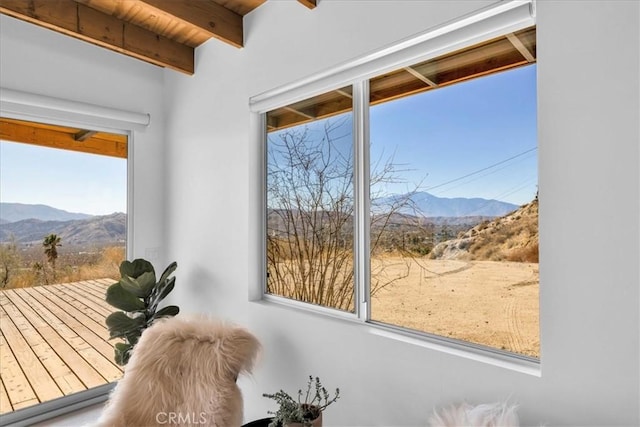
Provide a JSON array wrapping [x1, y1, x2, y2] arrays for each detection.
[[253, 0, 539, 373], [0, 87, 146, 425]]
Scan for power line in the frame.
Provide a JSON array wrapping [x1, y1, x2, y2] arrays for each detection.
[[425, 146, 537, 192]]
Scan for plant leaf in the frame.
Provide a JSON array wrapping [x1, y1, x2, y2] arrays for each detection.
[[119, 275, 147, 298], [148, 275, 176, 313], [154, 305, 179, 319], [158, 261, 177, 286], [105, 283, 145, 312], [157, 276, 176, 301], [106, 312, 146, 339], [114, 342, 132, 366], [120, 259, 155, 279], [150, 276, 175, 310], [136, 271, 157, 297]]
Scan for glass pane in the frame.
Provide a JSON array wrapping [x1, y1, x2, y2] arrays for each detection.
[[266, 87, 355, 312], [0, 120, 127, 412], [369, 61, 539, 358]]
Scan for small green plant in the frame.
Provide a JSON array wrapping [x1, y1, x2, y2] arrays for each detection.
[[263, 375, 340, 427], [105, 259, 179, 365]]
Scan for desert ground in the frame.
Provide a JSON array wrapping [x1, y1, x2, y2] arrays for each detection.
[[370, 257, 539, 358]]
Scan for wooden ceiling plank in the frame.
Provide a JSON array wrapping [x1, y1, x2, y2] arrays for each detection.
[[139, 0, 244, 48], [0, 0, 194, 74], [1, 120, 127, 159], [298, 0, 317, 9], [506, 33, 535, 63]]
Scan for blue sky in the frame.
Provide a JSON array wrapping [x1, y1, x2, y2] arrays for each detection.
[[370, 64, 537, 205], [0, 141, 127, 215], [2, 65, 536, 216], [269, 63, 537, 207]]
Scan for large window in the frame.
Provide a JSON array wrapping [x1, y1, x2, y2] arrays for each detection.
[[260, 3, 538, 361], [266, 88, 355, 311], [0, 118, 127, 414]]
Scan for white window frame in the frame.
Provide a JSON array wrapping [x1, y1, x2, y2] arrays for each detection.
[[0, 87, 149, 425], [252, 0, 539, 375]]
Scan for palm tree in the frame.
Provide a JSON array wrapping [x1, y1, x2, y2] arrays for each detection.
[[43, 234, 61, 270]]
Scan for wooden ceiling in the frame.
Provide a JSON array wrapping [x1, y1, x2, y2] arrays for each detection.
[[267, 26, 536, 132], [0, 118, 128, 158], [0, 0, 317, 75]]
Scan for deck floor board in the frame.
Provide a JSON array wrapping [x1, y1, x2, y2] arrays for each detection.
[[0, 280, 123, 414]]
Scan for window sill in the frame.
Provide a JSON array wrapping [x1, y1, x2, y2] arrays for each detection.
[[252, 297, 541, 377], [367, 323, 541, 377], [1, 383, 113, 427]]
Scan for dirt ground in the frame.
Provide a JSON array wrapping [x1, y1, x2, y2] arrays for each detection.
[[370, 257, 539, 358]]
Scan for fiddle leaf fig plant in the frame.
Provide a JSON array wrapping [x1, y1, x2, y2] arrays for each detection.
[[105, 259, 179, 365]]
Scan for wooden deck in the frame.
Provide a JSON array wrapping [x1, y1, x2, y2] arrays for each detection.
[[0, 279, 123, 414]]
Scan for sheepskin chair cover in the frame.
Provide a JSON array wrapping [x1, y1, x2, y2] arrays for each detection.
[[96, 315, 260, 427]]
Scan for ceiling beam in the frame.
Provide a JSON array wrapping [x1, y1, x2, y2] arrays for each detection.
[[0, 0, 194, 74], [506, 33, 535, 63], [137, 0, 243, 48], [298, 0, 317, 9], [74, 130, 98, 142], [283, 106, 315, 120], [335, 89, 353, 99], [404, 66, 437, 87]]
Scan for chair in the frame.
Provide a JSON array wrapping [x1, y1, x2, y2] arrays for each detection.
[[97, 315, 260, 427]]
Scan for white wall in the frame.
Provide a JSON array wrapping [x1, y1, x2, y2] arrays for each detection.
[[0, 14, 167, 263], [2, 0, 638, 425], [164, 1, 639, 426]]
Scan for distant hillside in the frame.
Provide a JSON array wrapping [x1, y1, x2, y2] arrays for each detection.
[[430, 198, 538, 262], [375, 192, 518, 218], [0, 202, 93, 223], [0, 212, 126, 246]]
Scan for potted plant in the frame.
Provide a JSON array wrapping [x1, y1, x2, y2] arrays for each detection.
[[105, 258, 179, 365], [262, 375, 340, 427]]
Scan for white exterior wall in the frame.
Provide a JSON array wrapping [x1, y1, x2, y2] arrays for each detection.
[[0, 14, 167, 264], [2, 0, 638, 425]]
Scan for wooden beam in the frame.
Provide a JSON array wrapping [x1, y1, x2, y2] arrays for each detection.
[[335, 89, 353, 99], [506, 33, 535, 63], [0, 119, 127, 159], [404, 66, 437, 87], [283, 106, 315, 120], [0, 0, 194, 74], [138, 0, 243, 48], [298, 0, 317, 9], [74, 130, 98, 142]]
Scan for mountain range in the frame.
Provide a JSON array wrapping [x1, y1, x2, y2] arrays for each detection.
[[1, 193, 517, 246], [374, 192, 518, 218], [1, 202, 93, 223], [0, 203, 125, 246]]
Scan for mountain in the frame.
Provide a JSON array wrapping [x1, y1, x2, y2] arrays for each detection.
[[0, 202, 93, 223], [375, 192, 518, 218], [0, 212, 126, 246], [430, 198, 538, 262]]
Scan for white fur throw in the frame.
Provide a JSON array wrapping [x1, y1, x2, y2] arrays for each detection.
[[96, 316, 260, 427], [429, 402, 520, 427]]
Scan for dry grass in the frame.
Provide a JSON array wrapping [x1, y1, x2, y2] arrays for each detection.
[[2, 246, 124, 289], [370, 256, 539, 358]]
